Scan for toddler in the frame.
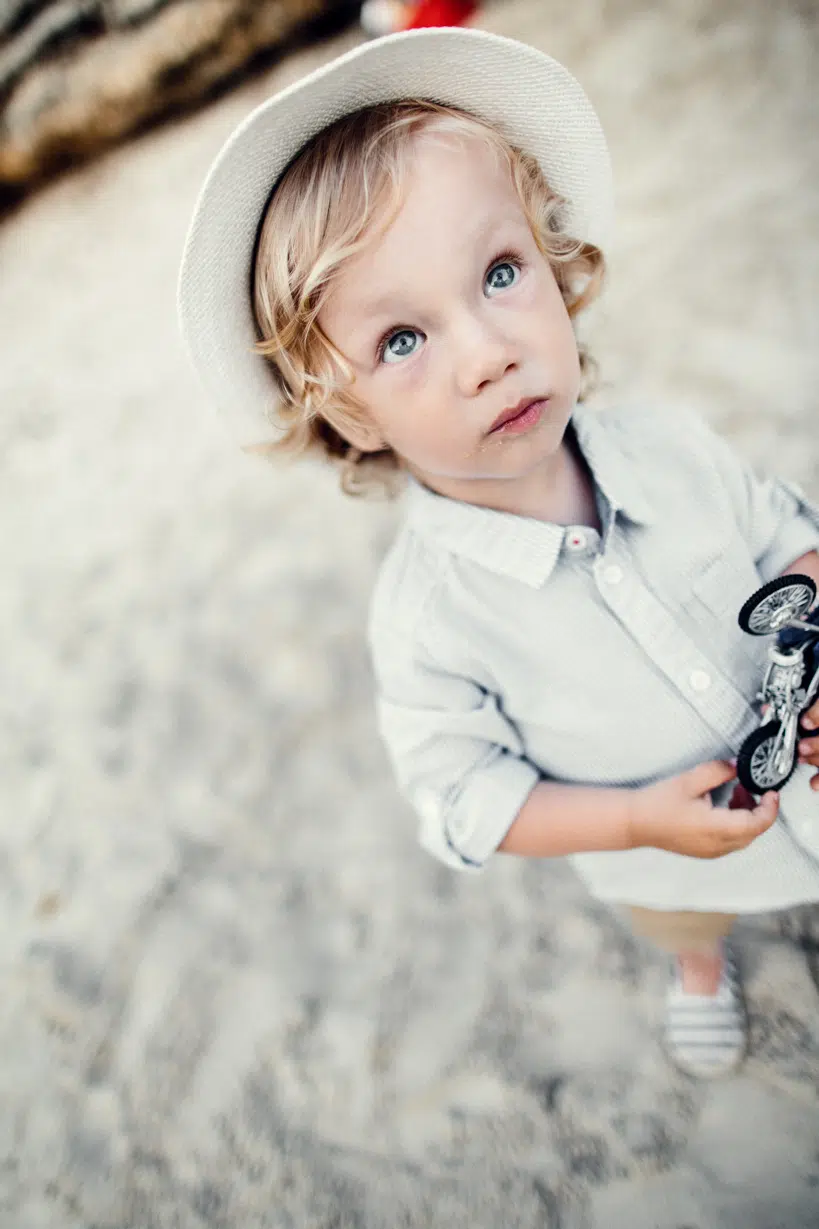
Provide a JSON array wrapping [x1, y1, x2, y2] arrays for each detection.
[[178, 28, 819, 1078]]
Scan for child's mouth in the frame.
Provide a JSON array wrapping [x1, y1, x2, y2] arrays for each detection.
[[489, 398, 547, 435]]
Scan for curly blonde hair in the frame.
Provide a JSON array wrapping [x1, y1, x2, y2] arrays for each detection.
[[251, 99, 605, 498]]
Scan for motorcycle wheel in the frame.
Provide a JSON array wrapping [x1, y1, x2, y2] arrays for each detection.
[[738, 574, 816, 636], [736, 720, 797, 794]]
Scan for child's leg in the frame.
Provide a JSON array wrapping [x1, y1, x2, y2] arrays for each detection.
[[627, 907, 745, 1077], [629, 906, 735, 964]]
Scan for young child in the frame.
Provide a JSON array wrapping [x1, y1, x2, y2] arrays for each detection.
[[178, 27, 819, 1078]]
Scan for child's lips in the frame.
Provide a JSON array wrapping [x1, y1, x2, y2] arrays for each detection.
[[488, 397, 548, 435]]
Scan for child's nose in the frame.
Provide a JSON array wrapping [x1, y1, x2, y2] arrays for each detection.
[[455, 330, 519, 397]]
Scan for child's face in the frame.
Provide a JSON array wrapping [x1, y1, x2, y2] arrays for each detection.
[[317, 127, 582, 503]]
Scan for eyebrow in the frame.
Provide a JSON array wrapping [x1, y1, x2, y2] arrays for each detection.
[[354, 213, 520, 323]]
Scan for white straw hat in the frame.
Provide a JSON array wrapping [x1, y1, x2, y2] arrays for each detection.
[[177, 26, 613, 448]]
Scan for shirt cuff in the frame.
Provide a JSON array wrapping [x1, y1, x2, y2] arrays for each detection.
[[414, 751, 541, 872], [755, 478, 819, 584]]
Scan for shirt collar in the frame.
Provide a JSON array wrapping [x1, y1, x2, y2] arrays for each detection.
[[403, 403, 657, 588]]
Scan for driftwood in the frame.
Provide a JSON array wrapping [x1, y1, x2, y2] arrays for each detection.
[[0, 0, 356, 204]]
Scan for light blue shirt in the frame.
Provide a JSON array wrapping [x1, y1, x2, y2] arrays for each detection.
[[367, 402, 819, 911]]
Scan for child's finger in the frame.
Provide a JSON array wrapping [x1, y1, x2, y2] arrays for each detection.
[[798, 734, 819, 761], [796, 735, 819, 787], [755, 790, 779, 816], [721, 792, 778, 845]]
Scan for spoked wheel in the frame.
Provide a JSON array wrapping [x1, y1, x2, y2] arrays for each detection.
[[738, 574, 817, 636], [736, 721, 797, 794]]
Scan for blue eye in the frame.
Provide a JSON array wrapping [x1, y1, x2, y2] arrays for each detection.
[[380, 328, 423, 365], [485, 257, 521, 293], [376, 249, 524, 364]]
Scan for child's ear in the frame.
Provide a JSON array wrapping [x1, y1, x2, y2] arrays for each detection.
[[322, 407, 386, 453], [349, 426, 388, 454]]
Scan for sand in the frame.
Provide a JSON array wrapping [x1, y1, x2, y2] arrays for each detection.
[[2, 0, 819, 1225]]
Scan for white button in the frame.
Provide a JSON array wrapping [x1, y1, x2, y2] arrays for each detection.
[[567, 530, 587, 551], [689, 669, 712, 691], [603, 565, 623, 584], [449, 811, 471, 839]]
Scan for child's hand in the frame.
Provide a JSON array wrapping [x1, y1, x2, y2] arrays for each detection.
[[629, 758, 779, 859], [797, 698, 819, 792]]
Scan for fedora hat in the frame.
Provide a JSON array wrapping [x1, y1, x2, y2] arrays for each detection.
[[177, 26, 613, 447]]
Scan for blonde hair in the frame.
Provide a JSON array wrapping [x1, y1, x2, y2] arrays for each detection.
[[251, 99, 605, 498]]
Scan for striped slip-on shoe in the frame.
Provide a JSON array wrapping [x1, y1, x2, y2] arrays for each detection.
[[664, 948, 747, 1079]]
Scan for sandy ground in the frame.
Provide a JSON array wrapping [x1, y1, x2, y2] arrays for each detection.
[[2, 0, 819, 1225]]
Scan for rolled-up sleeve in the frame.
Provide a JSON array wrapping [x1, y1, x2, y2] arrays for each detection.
[[368, 620, 541, 872], [680, 409, 819, 583]]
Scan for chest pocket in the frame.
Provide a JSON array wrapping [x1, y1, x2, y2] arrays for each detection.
[[688, 536, 769, 678], [690, 536, 761, 620]]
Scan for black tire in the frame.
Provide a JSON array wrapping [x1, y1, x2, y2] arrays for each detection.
[[738, 574, 817, 636], [736, 721, 797, 794]]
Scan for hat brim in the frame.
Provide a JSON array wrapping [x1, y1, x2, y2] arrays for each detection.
[[177, 27, 613, 447]]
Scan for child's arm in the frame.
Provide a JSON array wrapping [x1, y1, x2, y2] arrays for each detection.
[[369, 606, 774, 870], [778, 549, 819, 590], [499, 761, 777, 862], [496, 778, 633, 856], [370, 614, 541, 872]]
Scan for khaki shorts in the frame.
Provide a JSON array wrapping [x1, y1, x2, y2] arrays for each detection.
[[628, 906, 736, 954]]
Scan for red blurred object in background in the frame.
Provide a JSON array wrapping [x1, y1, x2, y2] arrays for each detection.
[[359, 0, 479, 38], [403, 0, 479, 28]]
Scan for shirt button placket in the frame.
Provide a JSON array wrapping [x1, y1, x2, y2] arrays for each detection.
[[595, 551, 752, 745]]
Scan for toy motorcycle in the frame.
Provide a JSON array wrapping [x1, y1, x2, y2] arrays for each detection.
[[736, 573, 819, 794]]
